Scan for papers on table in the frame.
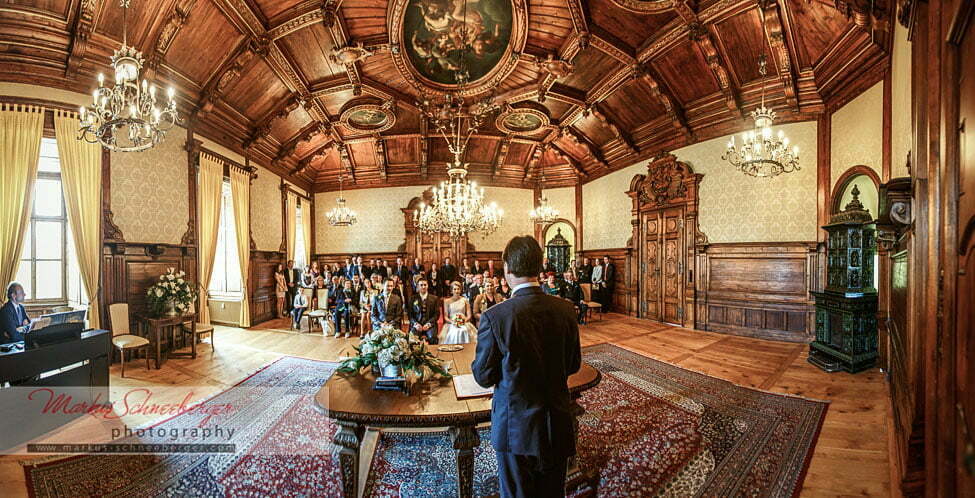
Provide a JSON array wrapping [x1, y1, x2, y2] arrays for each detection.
[[452, 374, 494, 400]]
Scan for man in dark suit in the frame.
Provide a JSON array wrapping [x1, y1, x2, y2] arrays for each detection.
[[602, 256, 616, 312], [559, 271, 588, 325], [394, 257, 412, 300], [465, 274, 484, 303], [1, 282, 30, 343], [409, 257, 425, 276], [346, 256, 361, 281], [409, 279, 440, 344], [472, 236, 581, 497], [332, 279, 356, 338], [441, 257, 457, 286], [578, 257, 593, 284], [376, 260, 390, 281], [371, 279, 403, 331], [472, 259, 483, 275], [284, 259, 297, 312], [362, 259, 375, 281]]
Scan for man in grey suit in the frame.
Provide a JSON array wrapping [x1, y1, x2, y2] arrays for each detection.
[[371, 279, 403, 331], [472, 236, 582, 497]]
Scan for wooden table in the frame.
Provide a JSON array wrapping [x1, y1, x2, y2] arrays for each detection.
[[313, 346, 601, 497], [141, 313, 197, 369]]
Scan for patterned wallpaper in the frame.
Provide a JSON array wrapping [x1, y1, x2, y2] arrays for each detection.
[[111, 126, 189, 244], [832, 81, 883, 187], [315, 186, 421, 253], [472, 186, 534, 251], [545, 186, 576, 226], [251, 164, 282, 251], [582, 121, 819, 248], [891, 23, 912, 179], [837, 176, 879, 218]]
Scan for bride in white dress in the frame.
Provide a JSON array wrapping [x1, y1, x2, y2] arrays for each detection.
[[440, 281, 476, 344]]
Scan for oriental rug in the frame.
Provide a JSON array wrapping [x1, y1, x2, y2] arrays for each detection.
[[363, 344, 828, 497], [24, 356, 342, 498]]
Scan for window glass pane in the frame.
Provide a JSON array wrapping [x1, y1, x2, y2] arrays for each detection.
[[294, 206, 306, 270], [35, 221, 63, 260], [21, 226, 32, 260], [34, 179, 63, 217], [224, 192, 242, 293], [15, 263, 32, 300], [34, 260, 63, 300], [38, 139, 61, 173]]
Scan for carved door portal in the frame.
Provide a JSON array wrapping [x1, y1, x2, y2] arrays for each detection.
[[628, 154, 703, 328], [401, 191, 469, 265]]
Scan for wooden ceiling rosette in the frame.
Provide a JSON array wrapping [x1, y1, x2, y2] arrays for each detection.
[[0, 0, 892, 192]]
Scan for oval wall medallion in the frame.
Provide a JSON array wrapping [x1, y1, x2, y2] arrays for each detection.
[[339, 101, 396, 134], [389, 0, 528, 96], [608, 0, 674, 14], [495, 104, 549, 135]]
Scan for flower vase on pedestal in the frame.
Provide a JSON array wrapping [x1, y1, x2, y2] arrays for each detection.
[[166, 300, 178, 317]]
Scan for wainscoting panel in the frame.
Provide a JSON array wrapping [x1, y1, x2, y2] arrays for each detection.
[[101, 242, 198, 332], [249, 250, 284, 326], [695, 242, 820, 342]]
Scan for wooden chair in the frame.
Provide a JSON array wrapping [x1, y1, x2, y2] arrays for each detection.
[[181, 321, 215, 358], [580, 283, 603, 321], [305, 288, 329, 334], [108, 303, 150, 377]]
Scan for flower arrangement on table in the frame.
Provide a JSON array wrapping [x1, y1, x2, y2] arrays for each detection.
[[338, 324, 452, 382], [145, 268, 197, 318], [452, 313, 466, 327]]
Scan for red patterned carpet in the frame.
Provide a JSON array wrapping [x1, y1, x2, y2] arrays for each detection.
[[24, 345, 827, 497]]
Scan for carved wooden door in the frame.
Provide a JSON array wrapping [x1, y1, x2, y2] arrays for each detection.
[[416, 232, 460, 266], [641, 207, 684, 324]]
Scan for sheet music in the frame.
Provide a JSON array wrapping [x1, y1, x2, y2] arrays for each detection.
[[452, 374, 494, 399]]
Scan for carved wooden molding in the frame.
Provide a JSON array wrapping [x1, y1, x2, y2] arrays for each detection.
[[492, 135, 512, 177], [634, 65, 692, 139], [65, 0, 99, 76], [759, 0, 799, 111]]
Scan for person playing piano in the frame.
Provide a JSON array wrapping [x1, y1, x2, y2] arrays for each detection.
[[1, 282, 30, 343]]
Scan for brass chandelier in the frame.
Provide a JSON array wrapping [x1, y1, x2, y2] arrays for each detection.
[[414, 92, 503, 239], [326, 173, 358, 227], [721, 55, 799, 178], [79, 0, 179, 152], [529, 160, 559, 224]]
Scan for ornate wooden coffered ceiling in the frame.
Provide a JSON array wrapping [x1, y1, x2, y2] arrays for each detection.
[[0, 0, 891, 192]]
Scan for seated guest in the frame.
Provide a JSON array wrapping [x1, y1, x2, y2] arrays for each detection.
[[362, 259, 375, 281], [307, 261, 321, 283], [390, 275, 404, 298], [358, 280, 379, 337], [472, 259, 483, 275], [542, 274, 561, 296], [440, 282, 475, 344], [333, 279, 356, 338], [291, 290, 309, 330], [1, 282, 30, 343], [465, 274, 484, 303], [312, 276, 327, 308], [543, 257, 557, 274], [560, 271, 588, 325], [428, 263, 442, 296], [377, 259, 390, 280], [371, 279, 403, 331], [487, 259, 503, 279], [410, 257, 424, 276], [472, 284, 500, 324], [409, 279, 440, 343], [459, 258, 472, 277], [496, 277, 511, 299]]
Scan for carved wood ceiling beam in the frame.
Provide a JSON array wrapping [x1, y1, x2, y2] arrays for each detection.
[[193, 38, 257, 120], [673, 1, 741, 113], [360, 78, 419, 111], [589, 26, 636, 65], [586, 103, 637, 155], [146, 0, 196, 77], [560, 126, 608, 169], [267, 6, 323, 40], [549, 142, 588, 179], [759, 0, 799, 111], [244, 93, 300, 149], [565, 0, 588, 35], [296, 141, 334, 175], [492, 135, 512, 177], [523, 143, 547, 183], [65, 0, 99, 76], [633, 65, 692, 139], [373, 136, 386, 181]]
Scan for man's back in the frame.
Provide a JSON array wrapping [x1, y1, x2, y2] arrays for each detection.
[[472, 286, 581, 457]]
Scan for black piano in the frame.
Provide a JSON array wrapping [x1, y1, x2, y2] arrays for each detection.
[[0, 310, 110, 451]]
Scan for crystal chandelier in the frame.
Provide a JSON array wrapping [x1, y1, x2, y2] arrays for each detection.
[[414, 92, 503, 239], [79, 0, 178, 152], [721, 55, 799, 178], [529, 160, 559, 224], [326, 173, 358, 226]]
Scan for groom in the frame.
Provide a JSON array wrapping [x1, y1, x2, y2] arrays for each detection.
[[472, 236, 582, 497], [409, 279, 440, 344]]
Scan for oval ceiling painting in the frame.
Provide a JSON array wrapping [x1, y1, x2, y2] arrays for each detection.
[[403, 0, 513, 86]]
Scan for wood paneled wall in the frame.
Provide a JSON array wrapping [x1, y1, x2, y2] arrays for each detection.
[[249, 250, 285, 324], [100, 242, 198, 331], [694, 242, 822, 342], [580, 248, 634, 314]]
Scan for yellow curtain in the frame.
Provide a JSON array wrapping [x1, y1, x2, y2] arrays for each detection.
[[229, 166, 251, 327], [197, 153, 224, 325], [300, 197, 312, 267], [53, 110, 102, 329], [286, 191, 297, 263], [0, 104, 44, 291]]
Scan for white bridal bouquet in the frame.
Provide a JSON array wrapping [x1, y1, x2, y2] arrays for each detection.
[[338, 324, 451, 380], [145, 267, 197, 317]]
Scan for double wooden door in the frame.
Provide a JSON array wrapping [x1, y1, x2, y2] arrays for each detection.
[[640, 207, 685, 324], [414, 231, 462, 266]]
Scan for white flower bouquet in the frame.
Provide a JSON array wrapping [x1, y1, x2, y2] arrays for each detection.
[[338, 324, 451, 380], [145, 267, 197, 317]]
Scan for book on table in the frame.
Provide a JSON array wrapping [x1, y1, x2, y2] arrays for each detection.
[[452, 374, 494, 399]]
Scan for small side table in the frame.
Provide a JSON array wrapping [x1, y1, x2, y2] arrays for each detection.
[[142, 313, 197, 369]]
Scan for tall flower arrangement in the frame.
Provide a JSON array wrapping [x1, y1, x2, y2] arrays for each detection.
[[145, 267, 197, 317], [338, 324, 452, 380]]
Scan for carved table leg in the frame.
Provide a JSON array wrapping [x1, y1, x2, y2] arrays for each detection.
[[333, 421, 364, 497], [449, 424, 480, 498]]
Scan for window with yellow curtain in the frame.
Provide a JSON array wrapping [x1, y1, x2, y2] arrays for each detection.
[[207, 179, 243, 299], [294, 203, 307, 270], [15, 137, 86, 307]]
